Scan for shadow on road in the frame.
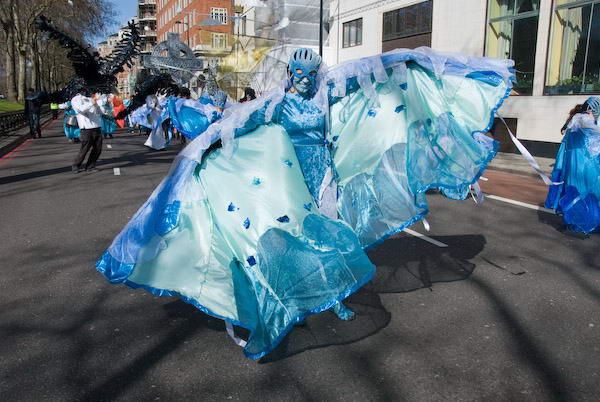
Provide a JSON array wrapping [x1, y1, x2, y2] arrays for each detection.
[[258, 234, 486, 363]]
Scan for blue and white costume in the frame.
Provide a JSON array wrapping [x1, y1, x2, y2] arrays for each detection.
[[165, 94, 225, 141], [96, 47, 514, 359], [98, 94, 117, 136], [59, 101, 80, 140], [545, 97, 600, 234]]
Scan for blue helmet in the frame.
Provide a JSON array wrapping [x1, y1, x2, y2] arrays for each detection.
[[288, 48, 322, 94], [586, 96, 600, 119]]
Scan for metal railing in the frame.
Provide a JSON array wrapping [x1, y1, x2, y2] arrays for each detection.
[[0, 106, 51, 136]]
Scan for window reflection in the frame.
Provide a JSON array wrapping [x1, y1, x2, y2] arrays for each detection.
[[485, 0, 540, 95], [546, 1, 600, 95]]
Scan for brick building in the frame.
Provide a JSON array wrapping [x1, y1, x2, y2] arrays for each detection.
[[156, 0, 234, 53]]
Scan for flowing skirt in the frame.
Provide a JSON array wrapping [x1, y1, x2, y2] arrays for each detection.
[[545, 128, 600, 233]]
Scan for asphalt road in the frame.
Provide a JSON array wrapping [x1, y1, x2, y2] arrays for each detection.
[[0, 119, 598, 401]]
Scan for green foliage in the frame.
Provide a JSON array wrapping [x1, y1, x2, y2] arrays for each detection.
[[0, 100, 24, 113]]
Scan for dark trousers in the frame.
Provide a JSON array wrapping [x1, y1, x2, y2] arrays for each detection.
[[28, 113, 41, 138], [73, 128, 103, 169]]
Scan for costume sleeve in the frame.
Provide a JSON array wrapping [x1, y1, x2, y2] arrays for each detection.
[[72, 96, 100, 115], [233, 100, 276, 137]]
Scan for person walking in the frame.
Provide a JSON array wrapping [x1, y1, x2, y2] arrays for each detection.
[[24, 89, 42, 139], [71, 91, 103, 173], [50, 103, 59, 119]]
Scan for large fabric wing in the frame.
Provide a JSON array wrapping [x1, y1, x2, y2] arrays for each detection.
[[327, 49, 514, 248]]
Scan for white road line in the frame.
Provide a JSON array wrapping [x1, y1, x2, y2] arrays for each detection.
[[113, 167, 121, 176], [486, 194, 556, 214], [107, 144, 112, 149], [403, 228, 448, 248]]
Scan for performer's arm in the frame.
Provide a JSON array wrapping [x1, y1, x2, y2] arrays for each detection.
[[233, 100, 278, 137]]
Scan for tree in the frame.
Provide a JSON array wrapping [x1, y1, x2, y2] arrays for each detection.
[[0, 0, 117, 103]]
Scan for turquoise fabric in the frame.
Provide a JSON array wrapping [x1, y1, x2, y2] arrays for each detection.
[[63, 107, 80, 139], [331, 63, 506, 248], [101, 116, 116, 134], [96, 48, 513, 359], [545, 127, 600, 233], [167, 98, 220, 140]]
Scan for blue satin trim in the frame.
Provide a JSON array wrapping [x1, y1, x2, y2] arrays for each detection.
[[156, 200, 181, 236], [95, 251, 135, 284]]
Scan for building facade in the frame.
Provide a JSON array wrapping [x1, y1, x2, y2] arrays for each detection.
[[329, 0, 600, 156], [138, 0, 158, 54], [156, 0, 234, 53]]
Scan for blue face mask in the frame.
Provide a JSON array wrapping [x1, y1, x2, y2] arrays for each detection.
[[288, 48, 322, 96]]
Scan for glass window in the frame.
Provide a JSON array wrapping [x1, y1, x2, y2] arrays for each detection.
[[343, 18, 362, 48], [485, 0, 540, 95], [382, 1, 432, 42], [212, 33, 227, 49], [211, 7, 228, 24], [546, 0, 600, 95]]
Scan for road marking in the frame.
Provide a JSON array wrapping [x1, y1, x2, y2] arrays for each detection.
[[486, 194, 556, 214], [113, 167, 121, 176], [403, 228, 448, 248], [107, 144, 112, 149]]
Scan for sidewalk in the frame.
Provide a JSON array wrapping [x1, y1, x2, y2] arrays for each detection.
[[0, 114, 55, 158], [488, 151, 555, 178]]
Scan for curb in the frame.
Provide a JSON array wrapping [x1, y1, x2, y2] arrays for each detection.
[[0, 116, 54, 158]]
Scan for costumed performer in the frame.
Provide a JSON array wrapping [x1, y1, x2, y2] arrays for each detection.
[[96, 47, 514, 359], [113, 96, 127, 128], [545, 97, 600, 234], [98, 94, 117, 139], [59, 101, 81, 143], [165, 73, 229, 142]]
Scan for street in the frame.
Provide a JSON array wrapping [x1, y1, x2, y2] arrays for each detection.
[[0, 119, 598, 401]]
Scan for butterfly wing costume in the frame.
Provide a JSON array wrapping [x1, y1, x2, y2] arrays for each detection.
[[96, 47, 514, 359]]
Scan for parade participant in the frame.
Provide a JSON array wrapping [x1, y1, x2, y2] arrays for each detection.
[[545, 97, 600, 234], [164, 70, 229, 142], [98, 94, 117, 139], [24, 89, 42, 139], [71, 90, 103, 173], [50, 103, 59, 119], [96, 47, 514, 359], [112, 96, 127, 128], [59, 101, 81, 143]]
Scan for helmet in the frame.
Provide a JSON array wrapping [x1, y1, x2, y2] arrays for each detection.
[[287, 48, 321, 95], [586, 96, 600, 119]]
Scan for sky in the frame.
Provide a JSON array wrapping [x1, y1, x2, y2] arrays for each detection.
[[90, 0, 139, 45]]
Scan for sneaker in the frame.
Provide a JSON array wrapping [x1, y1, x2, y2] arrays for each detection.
[[71, 166, 81, 174]]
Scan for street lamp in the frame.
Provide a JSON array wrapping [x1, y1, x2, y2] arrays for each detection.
[[175, 20, 190, 48]]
